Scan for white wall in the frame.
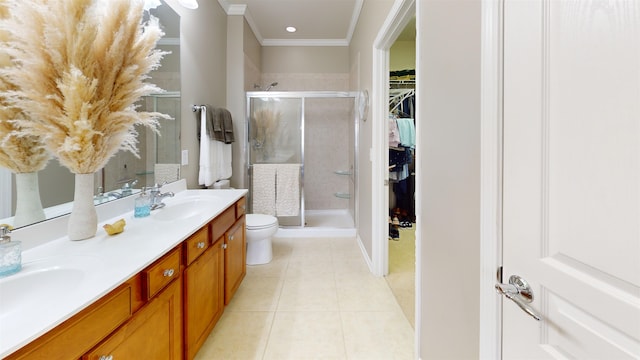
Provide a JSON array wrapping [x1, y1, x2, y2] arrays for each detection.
[[390, 40, 416, 71], [171, 0, 228, 189], [226, 15, 247, 189], [416, 1, 482, 358], [349, 0, 395, 260]]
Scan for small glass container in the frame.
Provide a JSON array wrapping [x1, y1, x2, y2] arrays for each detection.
[[134, 187, 151, 218], [0, 226, 21, 277]]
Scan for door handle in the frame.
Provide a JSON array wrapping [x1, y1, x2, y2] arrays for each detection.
[[496, 275, 542, 321]]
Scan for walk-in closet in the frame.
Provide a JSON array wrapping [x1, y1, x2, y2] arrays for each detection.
[[385, 17, 416, 327]]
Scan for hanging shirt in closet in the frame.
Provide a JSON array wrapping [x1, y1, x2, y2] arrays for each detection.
[[395, 118, 415, 149]]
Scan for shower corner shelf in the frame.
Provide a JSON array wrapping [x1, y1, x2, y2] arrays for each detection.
[[334, 192, 351, 199], [334, 170, 352, 176]]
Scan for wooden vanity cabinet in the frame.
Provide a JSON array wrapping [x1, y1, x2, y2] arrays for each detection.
[[224, 217, 246, 305], [83, 277, 182, 360], [183, 231, 225, 360], [84, 247, 183, 360], [6, 197, 247, 360], [4, 281, 137, 360]]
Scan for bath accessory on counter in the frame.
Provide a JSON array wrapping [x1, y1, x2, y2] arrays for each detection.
[[134, 187, 151, 218], [0, 225, 21, 277], [103, 218, 126, 236]]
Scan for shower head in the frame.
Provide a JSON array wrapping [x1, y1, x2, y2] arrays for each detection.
[[265, 82, 278, 91]]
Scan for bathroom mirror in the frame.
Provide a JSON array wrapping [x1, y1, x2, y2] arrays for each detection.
[[2, 1, 181, 229]]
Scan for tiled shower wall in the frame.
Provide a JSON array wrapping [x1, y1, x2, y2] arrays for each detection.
[[261, 73, 355, 211]]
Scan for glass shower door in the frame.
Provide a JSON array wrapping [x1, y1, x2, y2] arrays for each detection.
[[249, 97, 302, 164], [248, 95, 304, 226]]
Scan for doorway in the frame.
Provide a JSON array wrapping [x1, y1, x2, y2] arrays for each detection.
[[385, 17, 416, 327], [370, 0, 417, 349]]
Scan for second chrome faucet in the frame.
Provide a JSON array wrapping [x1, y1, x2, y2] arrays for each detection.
[[149, 183, 175, 210]]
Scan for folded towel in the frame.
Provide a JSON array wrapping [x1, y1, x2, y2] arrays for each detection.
[[252, 164, 277, 216], [276, 164, 301, 216], [155, 164, 180, 184], [220, 108, 235, 144], [210, 107, 235, 144]]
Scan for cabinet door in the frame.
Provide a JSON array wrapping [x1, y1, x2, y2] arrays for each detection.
[[83, 277, 182, 360], [183, 238, 225, 360], [224, 218, 246, 305]]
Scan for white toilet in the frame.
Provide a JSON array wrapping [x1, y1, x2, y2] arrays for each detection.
[[245, 214, 278, 265]]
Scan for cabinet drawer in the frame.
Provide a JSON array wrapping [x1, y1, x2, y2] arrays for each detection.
[[6, 283, 133, 360], [235, 197, 246, 218], [184, 225, 209, 265], [83, 278, 182, 360], [143, 248, 181, 300], [210, 205, 235, 243]]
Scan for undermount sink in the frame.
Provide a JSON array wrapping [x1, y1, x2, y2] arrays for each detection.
[[151, 197, 219, 222], [0, 256, 98, 321]]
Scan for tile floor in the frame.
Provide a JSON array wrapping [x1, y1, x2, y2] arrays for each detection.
[[385, 225, 415, 328], [195, 235, 415, 360]]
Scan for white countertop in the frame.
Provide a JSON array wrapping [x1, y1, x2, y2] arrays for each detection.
[[0, 180, 247, 358]]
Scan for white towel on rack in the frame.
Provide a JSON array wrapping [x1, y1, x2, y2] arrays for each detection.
[[217, 142, 232, 180], [252, 164, 277, 216], [198, 106, 214, 186], [199, 106, 233, 187], [276, 164, 301, 216]]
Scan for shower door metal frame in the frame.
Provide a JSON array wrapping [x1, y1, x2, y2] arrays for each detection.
[[245, 91, 359, 229]]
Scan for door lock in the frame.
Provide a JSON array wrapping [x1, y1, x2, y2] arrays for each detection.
[[496, 275, 542, 321]]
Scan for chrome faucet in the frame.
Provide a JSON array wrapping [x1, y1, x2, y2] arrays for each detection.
[[120, 179, 138, 196], [150, 183, 174, 210]]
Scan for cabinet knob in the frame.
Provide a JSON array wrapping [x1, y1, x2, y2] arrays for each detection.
[[197, 241, 205, 249], [163, 268, 175, 277], [99, 356, 113, 360], [229, 235, 234, 241], [222, 243, 228, 249]]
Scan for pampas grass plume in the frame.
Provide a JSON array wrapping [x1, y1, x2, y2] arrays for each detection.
[[0, 0, 50, 173], [1, 0, 170, 174]]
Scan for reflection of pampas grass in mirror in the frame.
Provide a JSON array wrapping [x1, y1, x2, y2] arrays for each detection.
[[0, 0, 171, 175], [252, 107, 281, 161], [0, 1, 50, 174]]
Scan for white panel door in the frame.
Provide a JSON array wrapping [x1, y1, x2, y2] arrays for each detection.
[[502, 0, 640, 358]]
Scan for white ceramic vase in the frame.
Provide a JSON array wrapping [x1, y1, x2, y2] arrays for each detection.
[[13, 172, 46, 228], [68, 173, 97, 241]]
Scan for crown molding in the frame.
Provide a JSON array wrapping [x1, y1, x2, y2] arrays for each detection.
[[261, 38, 349, 47], [217, 0, 361, 47]]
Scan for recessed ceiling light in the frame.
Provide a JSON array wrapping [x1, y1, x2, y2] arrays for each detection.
[[178, 0, 199, 9], [286, 26, 297, 33]]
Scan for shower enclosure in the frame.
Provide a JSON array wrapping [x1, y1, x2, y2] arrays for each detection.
[[246, 91, 358, 231]]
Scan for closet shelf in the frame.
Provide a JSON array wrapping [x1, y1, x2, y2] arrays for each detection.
[[334, 192, 351, 199], [334, 170, 352, 176]]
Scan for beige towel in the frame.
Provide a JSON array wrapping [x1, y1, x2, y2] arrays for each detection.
[[155, 163, 180, 184], [276, 164, 301, 216], [252, 164, 277, 216]]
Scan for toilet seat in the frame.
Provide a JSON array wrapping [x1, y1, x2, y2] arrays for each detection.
[[246, 214, 278, 230]]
